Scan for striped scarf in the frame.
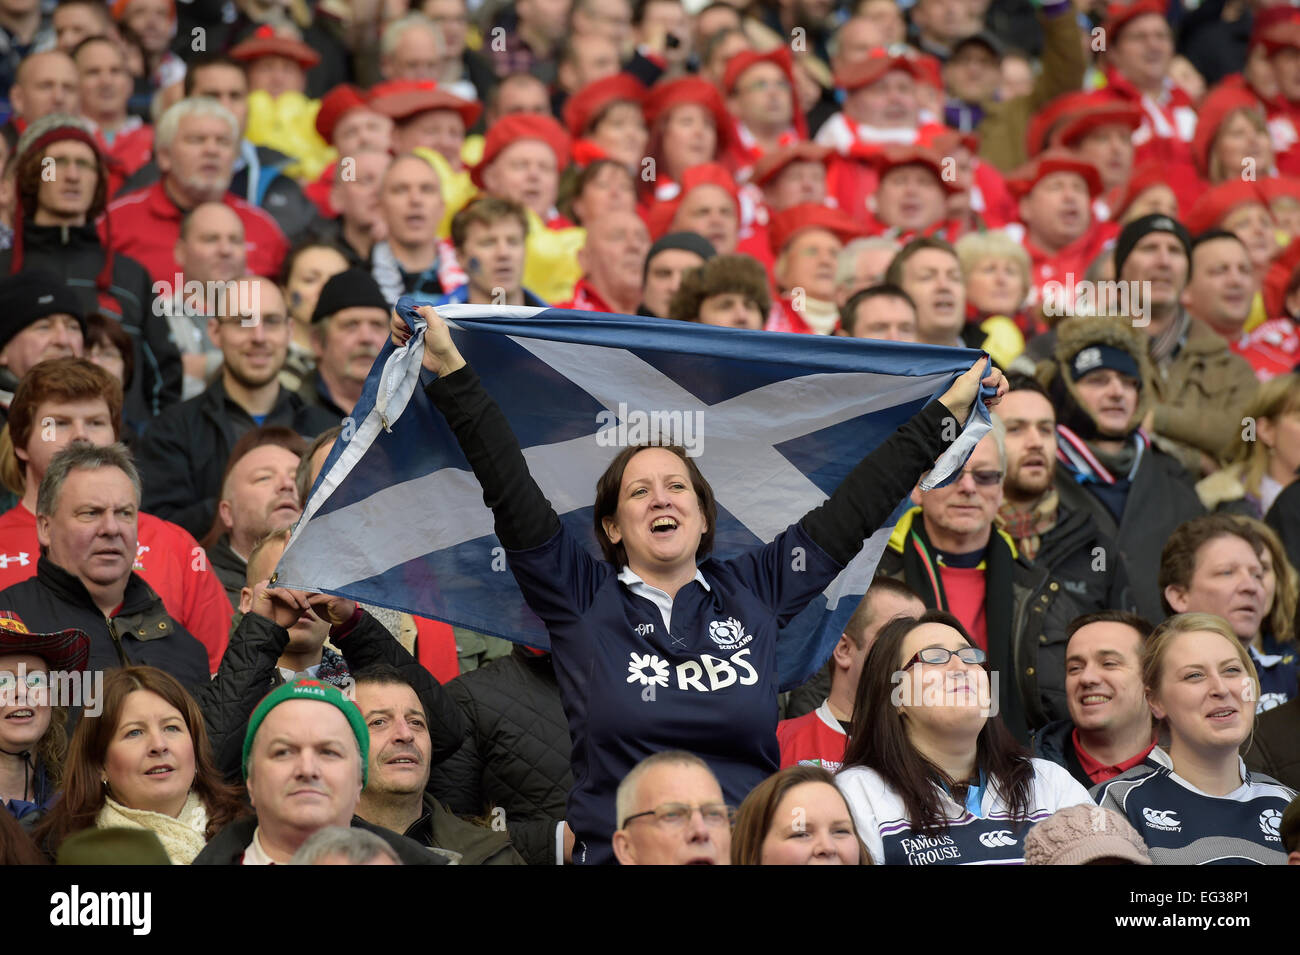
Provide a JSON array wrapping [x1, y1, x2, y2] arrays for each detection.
[[1055, 424, 1148, 485]]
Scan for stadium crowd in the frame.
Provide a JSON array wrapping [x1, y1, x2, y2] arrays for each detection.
[[0, 0, 1297, 866]]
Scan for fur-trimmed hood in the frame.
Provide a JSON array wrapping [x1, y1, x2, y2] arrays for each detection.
[[1035, 315, 1154, 436]]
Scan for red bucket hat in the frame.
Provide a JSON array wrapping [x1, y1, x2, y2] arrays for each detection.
[[833, 46, 926, 92], [1184, 179, 1269, 234], [751, 142, 832, 187], [369, 79, 482, 130], [1191, 85, 1267, 178], [767, 202, 868, 256], [644, 162, 738, 238], [229, 24, 321, 70], [1050, 95, 1143, 149], [1114, 161, 1180, 220], [1007, 150, 1104, 200], [472, 113, 571, 189], [1101, 0, 1166, 45], [562, 73, 645, 139], [643, 76, 734, 150], [722, 46, 808, 139]]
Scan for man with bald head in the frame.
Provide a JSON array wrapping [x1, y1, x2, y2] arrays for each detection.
[[170, 202, 247, 398], [372, 154, 459, 303], [137, 274, 339, 538], [561, 211, 650, 313], [8, 49, 79, 124]]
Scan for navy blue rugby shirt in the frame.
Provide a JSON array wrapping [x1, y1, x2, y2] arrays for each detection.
[[426, 365, 956, 864]]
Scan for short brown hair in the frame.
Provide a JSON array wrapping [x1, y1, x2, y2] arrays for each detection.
[[667, 254, 771, 323], [450, 196, 530, 251], [593, 444, 717, 567], [1158, 515, 1265, 617], [730, 765, 871, 865], [5, 358, 123, 489], [843, 578, 922, 649], [296, 424, 343, 507], [884, 235, 959, 287]]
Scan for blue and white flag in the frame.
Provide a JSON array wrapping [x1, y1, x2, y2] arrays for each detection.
[[276, 303, 991, 690]]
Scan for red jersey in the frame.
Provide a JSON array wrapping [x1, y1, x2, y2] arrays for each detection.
[[1104, 68, 1201, 204], [777, 701, 848, 771], [99, 121, 155, 198], [765, 296, 838, 334], [557, 278, 617, 313], [102, 180, 289, 284], [1006, 219, 1119, 307], [0, 505, 231, 672], [1234, 317, 1300, 380]]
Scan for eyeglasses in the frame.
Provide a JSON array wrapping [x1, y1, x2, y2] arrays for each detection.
[[954, 468, 1003, 486], [622, 802, 736, 829], [902, 646, 987, 670]]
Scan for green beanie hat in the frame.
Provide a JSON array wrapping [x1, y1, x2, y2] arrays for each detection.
[[242, 679, 369, 786]]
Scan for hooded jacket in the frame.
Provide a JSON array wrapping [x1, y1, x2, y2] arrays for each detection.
[[874, 508, 1083, 741], [1037, 316, 1207, 623]]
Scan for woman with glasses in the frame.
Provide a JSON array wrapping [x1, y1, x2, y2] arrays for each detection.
[[731, 764, 870, 865], [0, 622, 90, 830], [837, 610, 1092, 864], [394, 303, 1005, 865], [1096, 614, 1296, 864]]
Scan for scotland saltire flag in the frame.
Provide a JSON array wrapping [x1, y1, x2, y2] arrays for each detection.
[[276, 302, 991, 690]]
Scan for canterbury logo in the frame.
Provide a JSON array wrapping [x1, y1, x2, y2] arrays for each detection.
[[1142, 808, 1181, 830], [978, 830, 1016, 848]]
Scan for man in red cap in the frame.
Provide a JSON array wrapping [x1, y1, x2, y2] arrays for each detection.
[[721, 47, 807, 175], [113, 0, 185, 92], [562, 73, 647, 168], [868, 145, 962, 240], [1258, 21, 1300, 179], [370, 79, 482, 172], [473, 113, 573, 230], [645, 162, 740, 256], [103, 96, 289, 284], [229, 22, 320, 98], [558, 210, 650, 313], [1050, 94, 1143, 217], [736, 142, 832, 269], [305, 84, 393, 218], [1100, 0, 1200, 199], [815, 48, 926, 154], [767, 203, 868, 334], [1007, 151, 1117, 304]]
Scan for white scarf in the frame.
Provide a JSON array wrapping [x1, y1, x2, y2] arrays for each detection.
[[96, 791, 209, 865]]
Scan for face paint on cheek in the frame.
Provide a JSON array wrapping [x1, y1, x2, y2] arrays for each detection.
[[466, 257, 482, 274]]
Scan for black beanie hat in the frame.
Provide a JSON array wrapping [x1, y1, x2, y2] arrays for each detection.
[[0, 271, 87, 353], [1114, 213, 1191, 277], [642, 232, 718, 281], [311, 268, 390, 323]]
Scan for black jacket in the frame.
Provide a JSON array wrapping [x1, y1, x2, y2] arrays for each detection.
[[400, 791, 526, 865], [296, 369, 348, 419], [1245, 697, 1300, 792], [190, 608, 467, 784], [1266, 480, 1300, 583], [0, 557, 208, 686], [1030, 505, 1136, 616], [192, 813, 446, 865], [875, 511, 1085, 742], [1054, 448, 1205, 625], [207, 534, 245, 610], [0, 222, 182, 429], [427, 646, 572, 866], [135, 377, 339, 538], [114, 146, 323, 242], [1029, 718, 1092, 790]]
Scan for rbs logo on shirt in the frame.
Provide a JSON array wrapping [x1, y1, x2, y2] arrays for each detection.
[[627, 649, 759, 693]]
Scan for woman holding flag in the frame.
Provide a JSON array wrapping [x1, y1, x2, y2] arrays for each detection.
[[392, 304, 1005, 864]]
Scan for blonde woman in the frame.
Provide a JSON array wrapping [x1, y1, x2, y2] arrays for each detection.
[[1096, 614, 1296, 864], [1198, 372, 1300, 518], [953, 231, 1032, 364]]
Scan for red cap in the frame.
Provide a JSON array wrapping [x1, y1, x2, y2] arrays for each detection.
[[1263, 232, 1300, 316], [1251, 6, 1300, 50], [1259, 176, 1300, 204], [315, 84, 369, 145], [369, 79, 482, 130], [229, 24, 320, 70], [1102, 0, 1166, 45], [1050, 94, 1143, 149], [1114, 161, 1179, 219], [833, 46, 926, 92], [917, 125, 978, 156], [1185, 179, 1269, 234], [873, 145, 963, 195], [643, 76, 734, 153], [721, 46, 808, 139], [562, 73, 646, 138], [1026, 91, 1098, 157], [767, 202, 868, 256], [1191, 84, 1266, 177], [471, 113, 571, 189], [111, 0, 173, 19], [751, 142, 831, 187], [644, 162, 738, 238], [1006, 150, 1103, 200]]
